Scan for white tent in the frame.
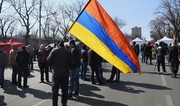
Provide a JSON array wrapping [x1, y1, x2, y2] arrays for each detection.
[[157, 36, 174, 45], [132, 37, 145, 46]]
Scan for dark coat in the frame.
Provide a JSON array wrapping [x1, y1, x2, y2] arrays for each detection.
[[0, 51, 7, 67], [71, 46, 81, 68], [168, 46, 179, 63], [37, 49, 49, 67], [81, 49, 88, 63], [88, 49, 100, 66], [16, 50, 30, 67], [47, 47, 72, 77]]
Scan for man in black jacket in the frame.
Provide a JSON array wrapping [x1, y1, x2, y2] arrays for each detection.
[[15, 46, 30, 88], [168, 42, 179, 78], [68, 40, 81, 98], [88, 49, 104, 85], [157, 42, 166, 74], [47, 41, 72, 106]]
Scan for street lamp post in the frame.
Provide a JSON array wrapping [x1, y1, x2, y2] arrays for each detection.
[[38, 0, 56, 46], [39, 0, 42, 46]]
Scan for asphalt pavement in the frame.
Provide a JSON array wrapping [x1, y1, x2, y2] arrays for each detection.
[[1, 58, 180, 106]]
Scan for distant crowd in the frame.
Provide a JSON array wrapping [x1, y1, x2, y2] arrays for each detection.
[[132, 41, 179, 77]]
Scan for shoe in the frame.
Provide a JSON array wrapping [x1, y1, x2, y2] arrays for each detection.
[[162, 72, 166, 74], [73, 92, 78, 95], [12, 82, 17, 86], [62, 104, 67, 106], [92, 82, 96, 84], [23, 85, 29, 88], [115, 79, 120, 82], [0, 85, 3, 88], [172, 74, 176, 78], [158, 71, 161, 74], [99, 82, 105, 85], [107, 79, 113, 82], [73, 94, 79, 98], [83, 78, 89, 81], [46, 80, 50, 82], [115, 80, 120, 82], [18, 84, 22, 88], [150, 63, 153, 65], [39, 81, 44, 83]]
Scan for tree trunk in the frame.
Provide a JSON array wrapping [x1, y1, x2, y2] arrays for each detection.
[[25, 28, 30, 45]]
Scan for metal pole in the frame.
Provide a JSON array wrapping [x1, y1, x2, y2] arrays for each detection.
[[39, 0, 42, 46]]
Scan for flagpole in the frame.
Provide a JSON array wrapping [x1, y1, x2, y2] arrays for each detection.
[[68, 0, 92, 32]]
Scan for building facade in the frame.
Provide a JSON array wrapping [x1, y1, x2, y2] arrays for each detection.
[[132, 27, 142, 39]]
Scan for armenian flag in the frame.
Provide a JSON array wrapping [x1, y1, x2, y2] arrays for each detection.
[[68, 0, 141, 74]]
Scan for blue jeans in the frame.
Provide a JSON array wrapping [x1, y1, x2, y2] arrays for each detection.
[[81, 62, 87, 79], [0, 67, 5, 86], [69, 67, 80, 94]]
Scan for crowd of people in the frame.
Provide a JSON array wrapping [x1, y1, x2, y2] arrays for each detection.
[[0, 40, 112, 106], [132, 41, 180, 78], [1, 39, 179, 106]]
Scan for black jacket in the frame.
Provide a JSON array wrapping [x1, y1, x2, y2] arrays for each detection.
[[88, 49, 100, 66], [16, 50, 30, 67], [168, 46, 179, 62], [71, 46, 81, 68], [47, 47, 72, 77]]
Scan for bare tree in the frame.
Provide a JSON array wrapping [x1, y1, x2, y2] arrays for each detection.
[[55, 5, 70, 39], [7, 0, 38, 44], [9, 25, 15, 38], [0, 16, 14, 41], [149, 17, 167, 39], [113, 17, 126, 29], [30, 29, 38, 39], [0, 0, 4, 13], [50, 24, 59, 43], [156, 0, 180, 42], [56, 0, 85, 41], [71, 0, 84, 20], [40, 2, 59, 44], [150, 32, 161, 41]]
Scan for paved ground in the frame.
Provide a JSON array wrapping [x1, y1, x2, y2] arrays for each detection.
[[1, 58, 180, 106]]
